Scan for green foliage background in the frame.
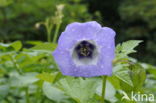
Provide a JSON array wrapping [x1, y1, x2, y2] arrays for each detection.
[[1, 0, 156, 64], [88, 0, 156, 65], [0, 0, 156, 103]]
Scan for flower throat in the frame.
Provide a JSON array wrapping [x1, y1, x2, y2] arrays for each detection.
[[75, 40, 95, 58]]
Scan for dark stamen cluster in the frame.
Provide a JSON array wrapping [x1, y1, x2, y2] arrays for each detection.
[[75, 41, 95, 59]]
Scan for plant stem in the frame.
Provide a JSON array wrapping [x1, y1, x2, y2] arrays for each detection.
[[53, 23, 61, 43], [47, 29, 51, 42], [46, 24, 53, 42], [10, 55, 22, 74], [25, 87, 30, 103], [45, 18, 53, 42], [36, 86, 41, 103], [101, 76, 107, 103]]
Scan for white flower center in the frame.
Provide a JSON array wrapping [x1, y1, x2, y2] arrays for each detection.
[[71, 40, 99, 66]]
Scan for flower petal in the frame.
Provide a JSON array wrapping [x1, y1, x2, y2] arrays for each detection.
[[95, 27, 116, 60], [57, 21, 102, 50], [53, 21, 116, 77]]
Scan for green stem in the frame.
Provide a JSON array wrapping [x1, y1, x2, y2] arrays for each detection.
[[45, 18, 53, 42], [47, 30, 51, 42], [46, 24, 53, 42], [10, 55, 22, 74], [36, 86, 42, 103], [53, 23, 61, 43], [25, 87, 30, 103], [101, 76, 107, 103]]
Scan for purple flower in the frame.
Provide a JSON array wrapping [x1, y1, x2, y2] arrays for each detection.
[[52, 21, 116, 77]]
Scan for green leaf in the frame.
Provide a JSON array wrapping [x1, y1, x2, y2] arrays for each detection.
[[142, 63, 156, 77], [53, 72, 63, 83], [57, 77, 98, 103], [129, 63, 146, 91], [26, 41, 43, 45], [11, 41, 22, 51], [114, 65, 133, 87], [31, 42, 57, 51], [0, 0, 13, 7], [107, 76, 120, 89], [116, 69, 133, 87], [36, 72, 57, 83], [0, 84, 9, 100], [0, 41, 22, 51], [116, 40, 142, 58], [43, 82, 68, 102], [9, 72, 39, 87], [96, 80, 117, 102], [122, 40, 142, 53], [0, 43, 10, 48]]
